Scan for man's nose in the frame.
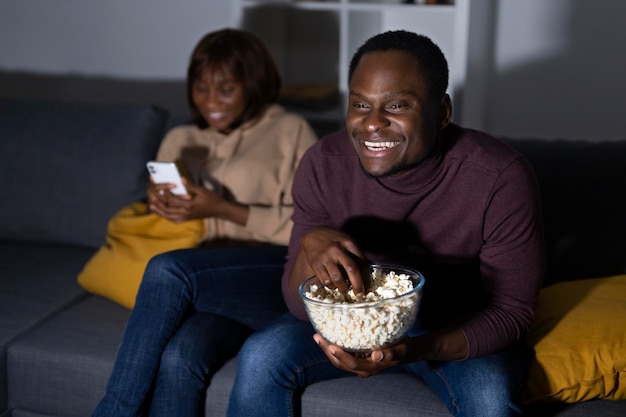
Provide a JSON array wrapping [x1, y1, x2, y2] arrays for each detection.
[[364, 109, 390, 132]]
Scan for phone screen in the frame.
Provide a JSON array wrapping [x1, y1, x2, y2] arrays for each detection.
[[146, 161, 188, 195]]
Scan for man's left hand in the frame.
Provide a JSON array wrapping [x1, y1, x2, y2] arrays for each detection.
[[313, 333, 412, 378]]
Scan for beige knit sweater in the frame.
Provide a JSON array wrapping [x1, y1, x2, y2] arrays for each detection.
[[156, 104, 318, 246]]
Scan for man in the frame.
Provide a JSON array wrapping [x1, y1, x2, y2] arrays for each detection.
[[226, 30, 545, 417]]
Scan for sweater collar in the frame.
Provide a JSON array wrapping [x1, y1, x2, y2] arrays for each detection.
[[204, 104, 285, 158], [206, 103, 285, 139], [374, 124, 457, 193]]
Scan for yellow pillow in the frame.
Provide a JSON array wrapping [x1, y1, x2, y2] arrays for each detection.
[[77, 202, 204, 309], [524, 274, 626, 403]]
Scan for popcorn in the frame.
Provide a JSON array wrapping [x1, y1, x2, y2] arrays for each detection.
[[303, 267, 420, 352]]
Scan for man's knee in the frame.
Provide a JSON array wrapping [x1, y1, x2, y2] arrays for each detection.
[[414, 346, 527, 417], [454, 376, 521, 417]]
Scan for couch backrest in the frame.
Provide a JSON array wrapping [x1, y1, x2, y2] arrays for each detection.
[[504, 138, 626, 285], [0, 98, 168, 248]]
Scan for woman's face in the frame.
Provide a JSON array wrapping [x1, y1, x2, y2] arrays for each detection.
[[192, 65, 248, 134]]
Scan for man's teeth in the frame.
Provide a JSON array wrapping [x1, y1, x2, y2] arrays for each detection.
[[364, 141, 400, 151]]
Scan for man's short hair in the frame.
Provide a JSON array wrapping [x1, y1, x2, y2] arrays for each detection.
[[348, 30, 449, 101]]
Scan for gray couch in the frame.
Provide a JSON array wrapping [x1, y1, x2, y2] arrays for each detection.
[[1, 96, 625, 417]]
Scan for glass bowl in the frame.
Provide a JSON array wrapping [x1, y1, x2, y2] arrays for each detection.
[[299, 264, 425, 354]]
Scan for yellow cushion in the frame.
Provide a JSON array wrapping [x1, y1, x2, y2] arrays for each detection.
[[525, 274, 626, 403], [77, 202, 204, 309]]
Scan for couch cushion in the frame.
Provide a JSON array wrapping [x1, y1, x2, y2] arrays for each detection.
[[0, 98, 168, 248], [524, 400, 626, 417], [0, 241, 93, 346], [203, 359, 452, 417], [301, 373, 451, 417], [525, 275, 626, 403], [0, 241, 96, 412], [6, 295, 129, 417]]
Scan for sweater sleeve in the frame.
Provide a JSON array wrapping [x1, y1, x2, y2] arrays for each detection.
[[245, 205, 294, 246], [280, 144, 328, 320], [460, 157, 545, 358]]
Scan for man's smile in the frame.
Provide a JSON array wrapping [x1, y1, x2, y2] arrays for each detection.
[[364, 140, 401, 152]]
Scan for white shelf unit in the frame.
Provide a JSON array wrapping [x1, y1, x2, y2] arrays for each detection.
[[231, 0, 490, 129]]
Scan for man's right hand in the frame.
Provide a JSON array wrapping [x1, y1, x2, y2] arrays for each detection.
[[289, 227, 369, 299]]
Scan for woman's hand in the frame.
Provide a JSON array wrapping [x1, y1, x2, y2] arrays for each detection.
[[147, 179, 249, 225]]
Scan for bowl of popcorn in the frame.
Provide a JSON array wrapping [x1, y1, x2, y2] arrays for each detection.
[[299, 264, 425, 354]]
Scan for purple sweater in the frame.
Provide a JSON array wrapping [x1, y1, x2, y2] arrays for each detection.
[[282, 124, 545, 358]]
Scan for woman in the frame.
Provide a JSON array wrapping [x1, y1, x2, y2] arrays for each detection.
[[92, 29, 317, 417], [149, 28, 314, 245]]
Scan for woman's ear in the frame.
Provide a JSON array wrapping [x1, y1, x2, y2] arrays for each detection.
[[439, 94, 453, 130]]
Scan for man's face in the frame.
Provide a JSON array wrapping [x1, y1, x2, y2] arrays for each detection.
[[346, 50, 449, 177]]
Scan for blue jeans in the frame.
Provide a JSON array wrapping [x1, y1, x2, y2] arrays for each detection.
[[92, 245, 288, 417], [226, 314, 530, 417]]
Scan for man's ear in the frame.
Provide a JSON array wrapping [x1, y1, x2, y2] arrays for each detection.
[[439, 94, 453, 129]]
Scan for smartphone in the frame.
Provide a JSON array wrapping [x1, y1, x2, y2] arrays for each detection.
[[146, 161, 188, 195]]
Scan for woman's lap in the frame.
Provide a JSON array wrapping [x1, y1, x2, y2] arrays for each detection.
[[93, 245, 288, 417]]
